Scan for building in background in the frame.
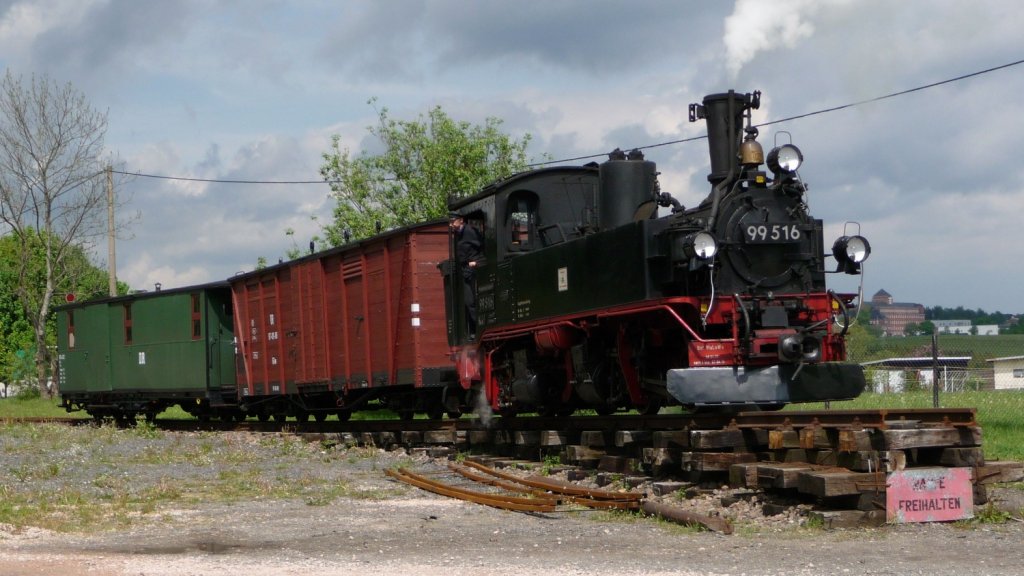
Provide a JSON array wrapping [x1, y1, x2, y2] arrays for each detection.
[[869, 289, 925, 337], [986, 356, 1024, 390], [934, 319, 972, 334]]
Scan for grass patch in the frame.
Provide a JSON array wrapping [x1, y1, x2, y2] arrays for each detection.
[[0, 396, 71, 418]]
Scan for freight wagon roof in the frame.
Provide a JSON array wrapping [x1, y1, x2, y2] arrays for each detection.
[[449, 164, 598, 211], [227, 217, 448, 282], [54, 280, 232, 312]]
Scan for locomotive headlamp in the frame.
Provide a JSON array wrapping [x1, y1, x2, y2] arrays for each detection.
[[766, 144, 803, 175], [676, 231, 718, 260], [832, 235, 871, 274]]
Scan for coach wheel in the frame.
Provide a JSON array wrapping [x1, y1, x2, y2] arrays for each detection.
[[115, 413, 137, 428], [336, 409, 352, 422]]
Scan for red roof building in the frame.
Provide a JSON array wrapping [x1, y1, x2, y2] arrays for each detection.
[[870, 289, 925, 336]]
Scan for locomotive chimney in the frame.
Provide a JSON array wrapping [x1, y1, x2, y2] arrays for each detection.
[[689, 91, 760, 185]]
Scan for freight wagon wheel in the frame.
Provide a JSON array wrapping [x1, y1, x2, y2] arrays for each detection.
[[427, 406, 444, 421], [314, 412, 327, 423], [273, 413, 286, 423], [257, 413, 270, 422], [446, 410, 463, 419], [336, 409, 352, 422], [399, 409, 415, 421], [295, 412, 310, 423]]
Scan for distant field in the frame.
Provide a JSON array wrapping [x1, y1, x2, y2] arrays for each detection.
[[849, 333, 1024, 367]]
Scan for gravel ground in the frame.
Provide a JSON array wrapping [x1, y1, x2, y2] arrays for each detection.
[[1, 425, 1023, 576]]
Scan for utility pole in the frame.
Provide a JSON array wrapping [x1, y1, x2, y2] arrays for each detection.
[[107, 165, 116, 297]]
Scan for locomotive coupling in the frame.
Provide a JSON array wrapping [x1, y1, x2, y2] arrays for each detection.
[[778, 332, 822, 363]]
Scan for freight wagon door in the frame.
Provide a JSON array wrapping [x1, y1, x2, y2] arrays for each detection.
[[207, 290, 237, 397]]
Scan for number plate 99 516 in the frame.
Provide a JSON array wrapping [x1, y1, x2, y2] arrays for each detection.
[[744, 223, 801, 243]]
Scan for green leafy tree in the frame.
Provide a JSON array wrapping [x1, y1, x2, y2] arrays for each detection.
[[0, 232, 122, 394], [319, 99, 534, 243], [919, 320, 935, 335]]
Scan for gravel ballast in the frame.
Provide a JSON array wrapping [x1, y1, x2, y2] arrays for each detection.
[[1, 424, 1022, 576]]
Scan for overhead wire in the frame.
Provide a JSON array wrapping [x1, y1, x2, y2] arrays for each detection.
[[111, 58, 1024, 184]]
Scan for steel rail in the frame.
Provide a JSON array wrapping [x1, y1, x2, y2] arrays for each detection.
[[448, 463, 641, 511], [460, 460, 643, 502], [730, 408, 978, 429], [446, 463, 557, 499], [384, 467, 557, 513]]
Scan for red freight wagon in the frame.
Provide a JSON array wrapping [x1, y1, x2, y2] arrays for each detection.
[[229, 220, 457, 421]]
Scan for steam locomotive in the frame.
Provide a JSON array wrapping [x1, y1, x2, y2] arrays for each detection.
[[443, 90, 869, 416], [57, 90, 869, 422]]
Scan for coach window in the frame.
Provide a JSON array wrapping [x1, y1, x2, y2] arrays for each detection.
[[123, 303, 133, 345], [506, 191, 538, 254], [67, 311, 76, 349], [191, 293, 202, 340]]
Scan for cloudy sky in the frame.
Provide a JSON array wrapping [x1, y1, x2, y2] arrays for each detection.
[[1, 0, 1022, 312]]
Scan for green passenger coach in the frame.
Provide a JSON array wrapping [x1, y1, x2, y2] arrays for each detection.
[[56, 282, 240, 422]]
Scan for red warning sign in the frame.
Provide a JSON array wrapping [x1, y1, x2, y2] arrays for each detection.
[[887, 467, 974, 523]]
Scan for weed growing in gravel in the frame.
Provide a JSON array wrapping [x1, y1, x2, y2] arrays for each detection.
[[802, 513, 826, 530], [958, 502, 1013, 525], [540, 454, 561, 476], [128, 420, 163, 439]]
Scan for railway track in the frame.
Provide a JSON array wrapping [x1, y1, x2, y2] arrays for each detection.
[[5, 407, 980, 435], [10, 408, 1021, 527]]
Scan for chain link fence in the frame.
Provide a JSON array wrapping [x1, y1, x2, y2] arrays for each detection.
[[845, 331, 1024, 399], [837, 329, 1024, 459]]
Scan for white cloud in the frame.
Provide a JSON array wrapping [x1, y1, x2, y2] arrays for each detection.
[[3, 0, 1022, 312]]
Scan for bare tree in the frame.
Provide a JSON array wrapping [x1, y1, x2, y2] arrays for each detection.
[[0, 71, 110, 396]]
